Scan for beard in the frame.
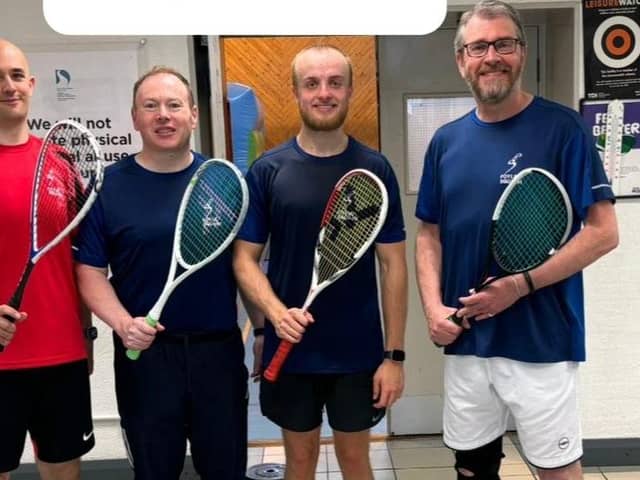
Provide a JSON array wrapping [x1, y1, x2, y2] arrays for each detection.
[[299, 103, 349, 132], [466, 62, 523, 104]]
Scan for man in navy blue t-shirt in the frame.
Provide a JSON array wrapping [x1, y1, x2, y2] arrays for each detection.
[[234, 45, 408, 480], [415, 2, 618, 479], [74, 67, 253, 480]]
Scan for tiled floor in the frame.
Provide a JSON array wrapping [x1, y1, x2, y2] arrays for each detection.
[[246, 433, 640, 480], [241, 315, 640, 480]]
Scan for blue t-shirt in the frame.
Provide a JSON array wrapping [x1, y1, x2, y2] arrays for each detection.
[[415, 97, 614, 363], [238, 136, 406, 374], [73, 153, 238, 333]]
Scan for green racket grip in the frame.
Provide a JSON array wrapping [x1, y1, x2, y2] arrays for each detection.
[[263, 340, 294, 382], [125, 315, 158, 361], [433, 313, 464, 348]]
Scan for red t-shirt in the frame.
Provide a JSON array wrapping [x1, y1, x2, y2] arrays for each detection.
[[0, 135, 87, 369]]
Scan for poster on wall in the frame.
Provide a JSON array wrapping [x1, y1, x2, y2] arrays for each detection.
[[581, 98, 640, 197], [27, 49, 141, 166], [583, 1, 640, 100]]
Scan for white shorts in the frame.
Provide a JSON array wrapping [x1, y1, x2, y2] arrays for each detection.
[[443, 355, 582, 469]]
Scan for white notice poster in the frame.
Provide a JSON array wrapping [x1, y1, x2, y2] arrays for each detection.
[[27, 49, 141, 165]]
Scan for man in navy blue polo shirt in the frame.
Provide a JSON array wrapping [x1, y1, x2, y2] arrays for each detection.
[[74, 66, 251, 480]]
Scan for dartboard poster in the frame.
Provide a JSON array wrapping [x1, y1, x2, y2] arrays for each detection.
[[584, 1, 640, 100]]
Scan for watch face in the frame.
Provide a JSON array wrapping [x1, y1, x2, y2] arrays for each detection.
[[85, 327, 98, 340], [385, 350, 405, 361]]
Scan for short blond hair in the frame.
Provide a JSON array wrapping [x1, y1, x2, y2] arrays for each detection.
[[291, 45, 353, 89]]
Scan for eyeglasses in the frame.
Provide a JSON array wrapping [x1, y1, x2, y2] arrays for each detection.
[[461, 38, 521, 57]]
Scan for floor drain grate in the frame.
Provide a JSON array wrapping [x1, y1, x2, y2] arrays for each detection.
[[246, 462, 286, 479]]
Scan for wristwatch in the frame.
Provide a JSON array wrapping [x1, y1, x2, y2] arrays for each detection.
[[84, 326, 98, 341], [383, 349, 405, 362]]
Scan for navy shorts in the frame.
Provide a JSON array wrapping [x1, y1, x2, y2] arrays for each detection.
[[260, 371, 385, 432], [114, 329, 248, 480], [0, 360, 94, 472]]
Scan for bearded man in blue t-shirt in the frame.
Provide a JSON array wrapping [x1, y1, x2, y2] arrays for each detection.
[[234, 45, 408, 480], [415, 2, 619, 480]]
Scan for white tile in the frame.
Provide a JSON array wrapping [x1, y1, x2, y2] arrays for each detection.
[[263, 445, 285, 456], [395, 467, 456, 480], [373, 469, 397, 480], [390, 447, 454, 469], [388, 436, 446, 449]]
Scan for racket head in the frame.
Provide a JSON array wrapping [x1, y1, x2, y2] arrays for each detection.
[[31, 120, 104, 260], [491, 167, 572, 273], [175, 158, 249, 269], [314, 168, 389, 288]]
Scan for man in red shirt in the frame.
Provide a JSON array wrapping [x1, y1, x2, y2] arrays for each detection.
[[0, 38, 95, 480]]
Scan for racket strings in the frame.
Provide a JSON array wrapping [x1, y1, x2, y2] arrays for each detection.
[[179, 164, 244, 266], [34, 124, 100, 249], [492, 172, 570, 272], [317, 175, 383, 283]]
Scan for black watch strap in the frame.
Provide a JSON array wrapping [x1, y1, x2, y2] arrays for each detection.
[[383, 349, 405, 362]]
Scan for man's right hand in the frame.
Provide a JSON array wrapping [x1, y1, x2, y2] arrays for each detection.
[[428, 304, 464, 347], [273, 308, 314, 343], [118, 316, 165, 351], [0, 305, 27, 347]]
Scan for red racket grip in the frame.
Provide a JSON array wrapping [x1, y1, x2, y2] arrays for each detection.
[[263, 340, 294, 382]]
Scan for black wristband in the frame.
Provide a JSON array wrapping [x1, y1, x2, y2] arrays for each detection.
[[522, 271, 535, 294], [253, 327, 265, 336]]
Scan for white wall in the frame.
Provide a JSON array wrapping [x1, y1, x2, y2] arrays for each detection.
[[2, 0, 195, 462], [580, 201, 640, 438]]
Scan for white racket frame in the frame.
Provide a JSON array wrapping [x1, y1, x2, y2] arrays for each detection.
[[492, 167, 573, 258], [31, 119, 104, 262], [146, 158, 249, 323]]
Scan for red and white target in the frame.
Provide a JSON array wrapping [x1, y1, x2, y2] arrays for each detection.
[[593, 15, 640, 69]]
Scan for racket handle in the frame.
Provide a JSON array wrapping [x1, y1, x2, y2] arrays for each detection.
[[0, 314, 15, 353], [0, 297, 25, 353], [125, 316, 158, 361], [263, 340, 294, 382], [433, 313, 464, 348]]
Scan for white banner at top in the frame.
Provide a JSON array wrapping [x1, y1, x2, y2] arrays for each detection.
[[43, 0, 447, 36]]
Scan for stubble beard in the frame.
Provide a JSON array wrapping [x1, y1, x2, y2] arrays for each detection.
[[299, 104, 349, 132]]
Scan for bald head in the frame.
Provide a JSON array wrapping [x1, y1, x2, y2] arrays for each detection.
[[0, 39, 29, 65], [0, 38, 35, 141]]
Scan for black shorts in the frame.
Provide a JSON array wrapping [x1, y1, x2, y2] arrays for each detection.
[[0, 360, 94, 472], [114, 329, 248, 480], [260, 371, 385, 433]]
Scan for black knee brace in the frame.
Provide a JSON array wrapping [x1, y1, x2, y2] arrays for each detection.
[[454, 436, 505, 480]]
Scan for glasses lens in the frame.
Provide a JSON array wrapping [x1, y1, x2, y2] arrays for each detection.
[[495, 39, 517, 54], [467, 42, 488, 57]]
